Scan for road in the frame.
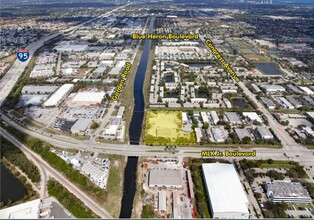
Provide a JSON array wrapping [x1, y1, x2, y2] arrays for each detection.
[[1, 127, 112, 218], [2, 111, 312, 163]]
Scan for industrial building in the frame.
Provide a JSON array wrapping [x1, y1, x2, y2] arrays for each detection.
[[0, 199, 42, 219], [158, 191, 167, 212], [195, 127, 203, 143], [261, 97, 276, 109], [234, 128, 251, 141], [21, 85, 59, 94], [72, 92, 105, 106], [70, 118, 92, 135], [182, 112, 188, 125], [210, 111, 219, 125], [116, 106, 125, 119], [81, 161, 110, 189], [200, 112, 209, 124], [148, 169, 182, 189], [266, 181, 311, 204], [225, 112, 241, 124], [299, 86, 314, 95], [211, 127, 228, 142], [276, 97, 294, 109], [261, 85, 286, 93], [243, 112, 263, 123], [43, 84, 73, 107], [256, 127, 274, 140], [202, 163, 250, 219]]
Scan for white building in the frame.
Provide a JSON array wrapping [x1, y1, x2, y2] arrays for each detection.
[[261, 85, 285, 93], [256, 127, 274, 140], [158, 191, 167, 212], [72, 92, 105, 106], [182, 112, 188, 125], [210, 111, 219, 125], [277, 97, 294, 109], [202, 163, 250, 219], [43, 84, 73, 107], [211, 127, 228, 143], [200, 112, 209, 124], [195, 128, 203, 143], [0, 199, 41, 219], [243, 112, 263, 123], [81, 161, 110, 189], [299, 86, 314, 95], [71, 118, 92, 135]]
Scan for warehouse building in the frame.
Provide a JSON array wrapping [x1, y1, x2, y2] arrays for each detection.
[[195, 127, 203, 143], [261, 85, 285, 93], [256, 127, 274, 140], [200, 112, 209, 124], [299, 86, 314, 95], [243, 112, 263, 123], [81, 161, 110, 189], [210, 111, 219, 125], [43, 84, 73, 107], [148, 169, 182, 189], [72, 92, 105, 106], [225, 112, 241, 124], [116, 106, 125, 119], [71, 118, 92, 135], [158, 191, 167, 212], [211, 127, 228, 142], [22, 85, 59, 94], [276, 97, 294, 109], [234, 128, 251, 141], [0, 199, 42, 219], [261, 97, 276, 109], [286, 84, 302, 94], [202, 163, 250, 219], [251, 84, 261, 93], [266, 181, 311, 204]]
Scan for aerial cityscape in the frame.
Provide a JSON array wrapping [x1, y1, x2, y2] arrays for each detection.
[[0, 0, 313, 219]]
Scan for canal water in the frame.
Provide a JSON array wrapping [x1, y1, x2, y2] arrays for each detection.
[[119, 157, 138, 218], [0, 164, 27, 206], [129, 17, 154, 145], [119, 17, 155, 218]]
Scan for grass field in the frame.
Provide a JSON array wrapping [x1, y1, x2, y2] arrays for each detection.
[[145, 111, 195, 145]]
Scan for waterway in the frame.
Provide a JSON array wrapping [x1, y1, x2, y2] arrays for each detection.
[[0, 164, 27, 206], [119, 157, 138, 218], [128, 17, 154, 145], [119, 17, 155, 218]]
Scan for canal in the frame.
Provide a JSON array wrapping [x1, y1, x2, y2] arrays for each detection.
[[119, 17, 154, 218], [0, 164, 27, 207], [129, 17, 154, 145]]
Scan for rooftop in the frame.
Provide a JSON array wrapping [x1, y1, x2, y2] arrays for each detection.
[[202, 163, 249, 215]]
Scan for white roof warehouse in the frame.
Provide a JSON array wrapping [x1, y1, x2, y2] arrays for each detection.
[[202, 163, 250, 219]]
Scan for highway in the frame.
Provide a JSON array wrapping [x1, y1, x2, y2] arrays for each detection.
[[1, 128, 112, 218]]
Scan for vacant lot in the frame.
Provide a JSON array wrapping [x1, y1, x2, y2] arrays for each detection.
[[145, 111, 195, 145]]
